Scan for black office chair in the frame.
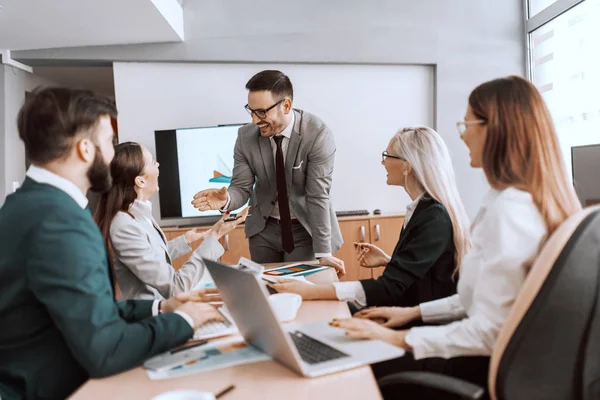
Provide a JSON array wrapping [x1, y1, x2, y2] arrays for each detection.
[[378, 206, 600, 400]]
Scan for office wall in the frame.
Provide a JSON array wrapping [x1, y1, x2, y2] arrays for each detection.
[[12, 0, 525, 218], [0, 66, 26, 206], [24, 71, 61, 92], [113, 62, 434, 225]]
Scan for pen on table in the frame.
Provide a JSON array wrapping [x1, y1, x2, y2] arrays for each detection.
[[170, 339, 208, 354], [215, 384, 235, 398]]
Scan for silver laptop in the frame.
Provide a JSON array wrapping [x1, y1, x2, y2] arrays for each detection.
[[203, 258, 405, 378]]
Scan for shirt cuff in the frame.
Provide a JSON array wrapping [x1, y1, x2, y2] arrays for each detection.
[[219, 192, 231, 212], [419, 294, 464, 324], [152, 300, 160, 316], [174, 310, 195, 329], [333, 281, 367, 307], [315, 253, 332, 259], [404, 326, 443, 360]]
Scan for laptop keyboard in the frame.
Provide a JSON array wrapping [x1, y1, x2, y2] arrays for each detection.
[[193, 308, 238, 340], [289, 331, 350, 365]]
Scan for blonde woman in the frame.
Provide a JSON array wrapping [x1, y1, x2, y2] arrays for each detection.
[[331, 76, 582, 397], [271, 127, 471, 311]]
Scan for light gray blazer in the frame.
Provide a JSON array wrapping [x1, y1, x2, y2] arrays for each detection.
[[110, 201, 224, 300], [228, 109, 343, 254]]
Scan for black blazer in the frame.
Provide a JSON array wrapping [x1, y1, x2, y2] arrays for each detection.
[[360, 196, 457, 308]]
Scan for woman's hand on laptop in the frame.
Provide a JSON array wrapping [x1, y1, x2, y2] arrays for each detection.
[[354, 306, 421, 329], [268, 279, 315, 299], [268, 279, 338, 300], [329, 318, 412, 351], [160, 288, 223, 313]]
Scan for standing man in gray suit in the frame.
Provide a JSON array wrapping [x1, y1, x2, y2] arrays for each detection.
[[192, 70, 344, 275]]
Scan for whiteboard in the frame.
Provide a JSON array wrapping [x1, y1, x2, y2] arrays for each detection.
[[113, 62, 434, 225]]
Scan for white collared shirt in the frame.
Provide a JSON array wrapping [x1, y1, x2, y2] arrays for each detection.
[[26, 165, 89, 209], [333, 194, 426, 306], [403, 193, 425, 228], [268, 112, 295, 221], [405, 187, 548, 360], [26, 166, 188, 324]]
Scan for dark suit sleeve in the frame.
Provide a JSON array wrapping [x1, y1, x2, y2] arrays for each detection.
[[26, 211, 194, 378], [305, 126, 336, 254], [360, 206, 453, 307], [115, 300, 153, 322]]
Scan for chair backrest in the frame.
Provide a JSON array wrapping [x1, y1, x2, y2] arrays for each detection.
[[489, 206, 600, 400]]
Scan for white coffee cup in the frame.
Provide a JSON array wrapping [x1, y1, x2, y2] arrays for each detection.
[[269, 293, 302, 322], [152, 390, 216, 400]]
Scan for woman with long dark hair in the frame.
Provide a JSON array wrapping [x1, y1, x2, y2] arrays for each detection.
[[95, 142, 248, 300]]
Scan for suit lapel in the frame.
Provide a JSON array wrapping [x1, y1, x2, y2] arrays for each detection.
[[258, 135, 275, 192], [397, 197, 432, 247], [130, 204, 170, 261], [285, 110, 303, 184], [151, 220, 169, 259]]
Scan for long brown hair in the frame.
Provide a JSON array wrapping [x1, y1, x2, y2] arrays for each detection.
[[94, 142, 145, 262], [469, 75, 581, 233]]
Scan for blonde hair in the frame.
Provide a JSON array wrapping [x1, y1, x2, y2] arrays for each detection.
[[469, 76, 581, 233], [391, 126, 471, 270]]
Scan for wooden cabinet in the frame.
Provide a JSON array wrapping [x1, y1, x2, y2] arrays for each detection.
[[334, 215, 404, 282], [363, 216, 403, 280], [164, 227, 211, 270], [163, 226, 251, 269], [334, 219, 370, 282], [162, 214, 403, 277], [219, 226, 251, 265]]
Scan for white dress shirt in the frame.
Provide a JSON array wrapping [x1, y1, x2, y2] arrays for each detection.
[[268, 112, 295, 220], [26, 166, 193, 328], [405, 187, 548, 360], [333, 194, 425, 306]]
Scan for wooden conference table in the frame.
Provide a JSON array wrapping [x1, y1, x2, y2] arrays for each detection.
[[69, 267, 382, 400]]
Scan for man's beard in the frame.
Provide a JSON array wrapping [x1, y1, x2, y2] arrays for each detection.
[[87, 147, 112, 193]]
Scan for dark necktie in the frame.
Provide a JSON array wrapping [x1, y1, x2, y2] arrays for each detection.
[[273, 135, 295, 253]]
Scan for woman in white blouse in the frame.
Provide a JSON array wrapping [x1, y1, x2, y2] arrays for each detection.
[[94, 142, 249, 300], [330, 76, 582, 395]]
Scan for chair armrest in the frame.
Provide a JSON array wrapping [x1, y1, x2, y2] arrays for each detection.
[[377, 371, 486, 400]]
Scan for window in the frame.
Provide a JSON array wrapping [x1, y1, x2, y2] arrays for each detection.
[[529, 0, 561, 17], [527, 0, 600, 178]]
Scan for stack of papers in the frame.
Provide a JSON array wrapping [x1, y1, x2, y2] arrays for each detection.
[[146, 337, 270, 380]]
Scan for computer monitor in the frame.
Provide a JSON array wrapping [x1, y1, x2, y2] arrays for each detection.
[[571, 144, 600, 207], [155, 124, 248, 220]]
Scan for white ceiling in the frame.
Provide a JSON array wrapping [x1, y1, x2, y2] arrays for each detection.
[[0, 0, 183, 51]]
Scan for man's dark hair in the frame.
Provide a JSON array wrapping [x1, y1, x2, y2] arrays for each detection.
[[245, 70, 294, 101], [17, 87, 118, 165]]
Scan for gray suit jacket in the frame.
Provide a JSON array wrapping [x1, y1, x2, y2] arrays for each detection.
[[228, 109, 343, 254], [110, 202, 224, 300]]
